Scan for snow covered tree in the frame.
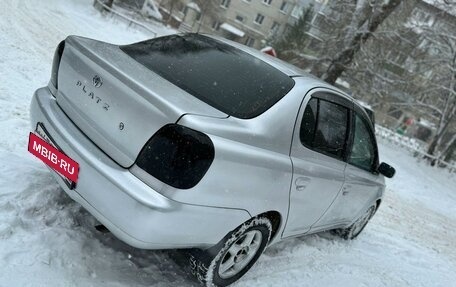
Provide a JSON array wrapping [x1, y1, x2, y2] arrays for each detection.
[[442, 136, 456, 163], [354, 0, 456, 163], [93, 0, 114, 12], [419, 30, 456, 162], [311, 0, 403, 84], [298, 0, 454, 164], [376, 0, 456, 162]]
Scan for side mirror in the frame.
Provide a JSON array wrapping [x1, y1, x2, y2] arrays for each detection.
[[378, 162, 395, 178]]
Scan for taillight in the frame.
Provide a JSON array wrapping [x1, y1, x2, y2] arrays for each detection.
[[136, 124, 215, 189], [48, 40, 65, 94]]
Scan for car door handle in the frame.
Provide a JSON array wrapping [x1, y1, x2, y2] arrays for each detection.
[[342, 185, 352, 195], [295, 177, 311, 191]]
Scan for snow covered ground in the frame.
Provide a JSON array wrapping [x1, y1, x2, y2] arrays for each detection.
[[0, 0, 455, 286]]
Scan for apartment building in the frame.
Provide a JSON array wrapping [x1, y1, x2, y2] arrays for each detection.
[[159, 0, 305, 49]]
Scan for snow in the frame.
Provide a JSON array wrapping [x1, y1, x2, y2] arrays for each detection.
[[418, 118, 435, 129], [220, 23, 246, 37], [422, 0, 456, 17], [335, 78, 351, 90], [376, 125, 427, 152], [1, 0, 456, 286], [186, 2, 201, 13]]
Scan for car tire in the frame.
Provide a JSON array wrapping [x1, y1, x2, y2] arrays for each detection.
[[334, 205, 376, 240], [189, 217, 272, 287]]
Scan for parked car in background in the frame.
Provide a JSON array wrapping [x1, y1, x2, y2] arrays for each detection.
[[29, 33, 395, 286], [260, 46, 277, 57]]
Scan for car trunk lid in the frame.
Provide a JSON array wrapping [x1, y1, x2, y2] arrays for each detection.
[[56, 36, 227, 168]]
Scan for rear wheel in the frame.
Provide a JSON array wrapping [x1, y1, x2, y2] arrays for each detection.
[[334, 205, 376, 240], [189, 217, 272, 286]]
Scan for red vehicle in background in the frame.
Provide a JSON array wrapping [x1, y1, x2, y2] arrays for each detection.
[[261, 46, 277, 57]]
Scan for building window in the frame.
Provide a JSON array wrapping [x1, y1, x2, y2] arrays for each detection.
[[387, 106, 402, 119], [221, 0, 231, 8], [312, 14, 327, 28], [307, 36, 322, 51], [411, 8, 435, 26], [387, 50, 407, 65], [212, 20, 221, 30], [291, 5, 303, 18], [263, 0, 273, 5], [271, 21, 280, 33], [405, 56, 417, 72], [245, 36, 255, 47], [280, 1, 289, 13], [235, 15, 245, 23], [254, 13, 265, 25]]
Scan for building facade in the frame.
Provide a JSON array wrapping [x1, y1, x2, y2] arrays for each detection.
[[159, 0, 307, 49]]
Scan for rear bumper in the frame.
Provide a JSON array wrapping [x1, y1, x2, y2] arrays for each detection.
[[30, 87, 250, 249]]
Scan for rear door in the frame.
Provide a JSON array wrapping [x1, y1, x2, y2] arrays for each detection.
[[283, 91, 352, 238], [323, 106, 384, 224]]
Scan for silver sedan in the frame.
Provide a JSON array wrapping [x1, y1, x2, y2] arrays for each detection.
[[29, 33, 395, 286]]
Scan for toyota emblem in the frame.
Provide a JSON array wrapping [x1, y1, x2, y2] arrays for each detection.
[[92, 75, 103, 88]]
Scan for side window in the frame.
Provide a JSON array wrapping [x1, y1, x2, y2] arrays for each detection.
[[300, 98, 317, 147], [300, 97, 349, 160], [349, 113, 376, 171]]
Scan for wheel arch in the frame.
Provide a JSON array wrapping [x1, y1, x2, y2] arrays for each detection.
[[375, 198, 382, 212], [255, 210, 282, 244]]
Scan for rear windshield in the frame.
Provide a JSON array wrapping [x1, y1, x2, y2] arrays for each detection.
[[120, 34, 295, 119]]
